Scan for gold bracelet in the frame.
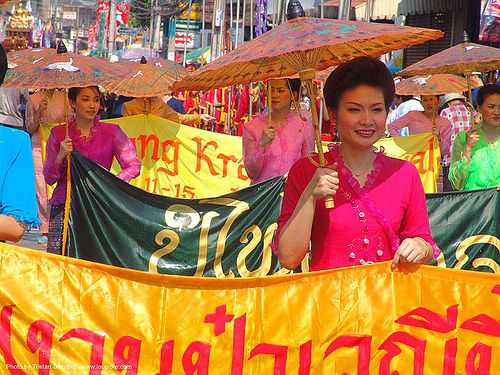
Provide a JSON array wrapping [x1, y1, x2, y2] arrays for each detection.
[[414, 237, 431, 262]]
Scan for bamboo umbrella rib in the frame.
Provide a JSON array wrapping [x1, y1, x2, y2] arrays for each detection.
[[278, 47, 328, 73]]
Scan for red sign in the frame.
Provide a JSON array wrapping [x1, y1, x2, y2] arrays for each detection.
[[88, 23, 98, 50], [175, 32, 195, 48], [97, 1, 111, 49], [479, 0, 500, 42], [116, 3, 130, 26]]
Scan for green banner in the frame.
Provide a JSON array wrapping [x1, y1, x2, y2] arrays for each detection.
[[426, 188, 500, 272], [68, 151, 500, 276], [68, 151, 293, 277]]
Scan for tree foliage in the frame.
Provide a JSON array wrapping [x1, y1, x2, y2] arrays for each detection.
[[129, 0, 192, 27]]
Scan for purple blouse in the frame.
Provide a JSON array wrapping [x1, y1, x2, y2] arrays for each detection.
[[273, 144, 439, 271], [43, 116, 141, 205], [242, 109, 315, 184]]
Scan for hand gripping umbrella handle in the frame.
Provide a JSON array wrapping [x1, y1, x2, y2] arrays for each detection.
[[305, 79, 335, 209]]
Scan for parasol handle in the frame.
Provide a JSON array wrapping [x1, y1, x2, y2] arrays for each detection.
[[303, 77, 334, 209], [267, 80, 272, 128], [465, 73, 477, 129], [431, 101, 438, 137], [64, 88, 69, 137]]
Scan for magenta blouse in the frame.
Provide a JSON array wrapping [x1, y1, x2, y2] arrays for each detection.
[[43, 116, 141, 205], [272, 144, 439, 271], [243, 109, 315, 184]]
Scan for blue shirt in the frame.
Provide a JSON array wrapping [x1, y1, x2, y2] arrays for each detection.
[[0, 126, 40, 227], [167, 97, 186, 114]]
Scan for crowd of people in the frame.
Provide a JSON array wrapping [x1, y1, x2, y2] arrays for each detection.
[[1, 41, 499, 273]]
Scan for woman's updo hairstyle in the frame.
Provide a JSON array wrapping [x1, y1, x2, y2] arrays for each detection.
[[286, 78, 302, 94], [68, 86, 100, 101], [324, 56, 395, 111], [476, 84, 500, 107]]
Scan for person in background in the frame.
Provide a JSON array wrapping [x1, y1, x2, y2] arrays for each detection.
[[387, 94, 424, 136], [123, 95, 214, 126], [43, 86, 141, 254], [26, 88, 66, 245], [101, 91, 116, 119], [449, 84, 500, 191], [183, 91, 200, 117], [273, 56, 438, 271], [111, 95, 134, 118], [165, 92, 186, 114], [0, 79, 31, 130], [469, 72, 484, 109], [388, 95, 451, 191], [316, 86, 335, 142], [242, 78, 315, 185], [438, 93, 471, 191], [0, 43, 40, 242]]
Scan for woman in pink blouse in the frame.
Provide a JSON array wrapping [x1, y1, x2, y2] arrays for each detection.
[[43, 86, 140, 254], [273, 57, 439, 271], [242, 78, 315, 184]]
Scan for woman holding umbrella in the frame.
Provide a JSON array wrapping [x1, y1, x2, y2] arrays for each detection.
[[242, 78, 315, 184], [448, 84, 500, 191], [273, 57, 439, 271], [43, 86, 141, 254]]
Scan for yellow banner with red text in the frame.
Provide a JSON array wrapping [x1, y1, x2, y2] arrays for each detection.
[[41, 115, 440, 198], [0, 242, 498, 374]]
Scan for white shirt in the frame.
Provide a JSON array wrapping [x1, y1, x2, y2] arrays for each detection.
[[0, 87, 30, 128]]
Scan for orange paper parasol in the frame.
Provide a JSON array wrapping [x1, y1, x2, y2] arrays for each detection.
[[102, 56, 188, 97], [397, 42, 500, 77], [397, 40, 500, 108], [3, 42, 129, 90], [173, 0, 442, 208], [395, 74, 468, 96], [7, 48, 53, 67], [171, 13, 442, 92]]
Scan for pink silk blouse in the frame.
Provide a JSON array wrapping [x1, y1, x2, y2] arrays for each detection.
[[242, 109, 315, 184], [43, 116, 141, 205], [272, 144, 439, 271]]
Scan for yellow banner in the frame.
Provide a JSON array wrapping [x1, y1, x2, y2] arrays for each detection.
[[376, 133, 441, 193], [41, 116, 440, 198], [1, 242, 499, 374]]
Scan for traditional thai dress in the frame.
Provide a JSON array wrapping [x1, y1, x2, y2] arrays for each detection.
[[43, 116, 141, 254], [243, 109, 314, 185], [272, 144, 439, 271], [448, 125, 500, 190]]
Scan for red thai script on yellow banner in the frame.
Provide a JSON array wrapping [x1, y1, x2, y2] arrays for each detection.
[[0, 243, 499, 374]]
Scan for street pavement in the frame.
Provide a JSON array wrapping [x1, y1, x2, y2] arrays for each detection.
[[8, 229, 47, 252]]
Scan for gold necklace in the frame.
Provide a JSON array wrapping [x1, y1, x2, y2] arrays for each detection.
[[351, 169, 370, 177], [346, 163, 373, 177], [340, 147, 376, 177]]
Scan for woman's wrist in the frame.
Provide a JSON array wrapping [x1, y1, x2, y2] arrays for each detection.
[[413, 236, 432, 262]]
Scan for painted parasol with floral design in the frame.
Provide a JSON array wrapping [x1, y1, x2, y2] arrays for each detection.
[[102, 56, 188, 97], [172, 0, 442, 208], [171, 5, 443, 92], [395, 74, 468, 96], [3, 41, 129, 89]]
